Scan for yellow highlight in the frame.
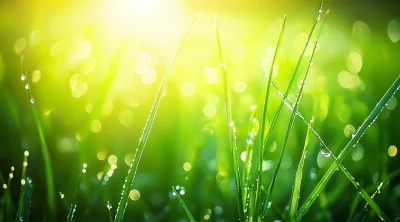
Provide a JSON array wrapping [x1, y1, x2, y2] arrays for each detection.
[[141, 67, 157, 84], [21, 179, 26, 185], [14, 38, 26, 54], [202, 67, 219, 84], [204, 215, 210, 220], [183, 162, 192, 171], [233, 81, 247, 93], [124, 153, 134, 166], [203, 104, 217, 118], [181, 82, 195, 97], [388, 145, 397, 157], [70, 74, 88, 98], [32, 70, 41, 83], [97, 151, 107, 160], [129, 189, 140, 201], [347, 52, 362, 73], [90, 120, 102, 133], [216, 172, 228, 184], [108, 155, 118, 165], [119, 110, 134, 126], [76, 40, 92, 59]]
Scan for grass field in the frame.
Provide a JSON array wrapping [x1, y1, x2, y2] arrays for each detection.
[[0, 0, 400, 221]]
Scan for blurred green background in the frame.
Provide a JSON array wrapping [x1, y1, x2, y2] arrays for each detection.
[[0, 0, 400, 221]]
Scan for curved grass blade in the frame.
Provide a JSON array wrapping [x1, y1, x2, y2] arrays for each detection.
[[16, 151, 29, 221], [258, 10, 328, 220], [214, 13, 244, 220], [253, 14, 287, 217], [114, 14, 201, 222], [67, 164, 87, 222], [250, 0, 324, 187], [20, 56, 56, 218], [172, 186, 195, 222], [360, 182, 384, 221], [21, 177, 33, 222], [296, 76, 400, 221], [347, 189, 361, 222], [289, 117, 314, 221]]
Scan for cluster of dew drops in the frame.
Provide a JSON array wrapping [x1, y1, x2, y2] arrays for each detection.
[[21, 73, 34, 104]]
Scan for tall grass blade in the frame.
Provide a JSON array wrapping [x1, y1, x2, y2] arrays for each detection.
[[288, 117, 314, 221], [20, 56, 56, 218], [254, 14, 287, 217], [214, 13, 244, 220], [258, 10, 328, 220], [296, 76, 400, 221], [4, 166, 15, 222], [107, 201, 113, 222], [242, 105, 258, 219], [250, 0, 324, 187], [347, 190, 361, 222], [20, 177, 33, 222], [67, 164, 87, 222], [16, 151, 29, 221], [114, 14, 200, 222], [172, 186, 195, 222]]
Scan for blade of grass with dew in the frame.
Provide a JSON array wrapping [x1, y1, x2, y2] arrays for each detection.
[[20, 56, 56, 218], [67, 164, 87, 222], [107, 201, 113, 222], [114, 14, 200, 222], [289, 117, 314, 221], [258, 10, 328, 220], [250, 0, 324, 188], [214, 13, 244, 220], [5, 166, 15, 222], [16, 151, 29, 221], [242, 105, 258, 219], [172, 186, 195, 222], [296, 76, 400, 221], [360, 182, 385, 221], [270, 76, 391, 221], [21, 177, 33, 222], [253, 14, 287, 217]]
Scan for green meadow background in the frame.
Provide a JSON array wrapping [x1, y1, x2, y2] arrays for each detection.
[[0, 0, 400, 221]]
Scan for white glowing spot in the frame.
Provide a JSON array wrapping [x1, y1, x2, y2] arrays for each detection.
[[234, 81, 247, 93], [203, 104, 217, 118], [83, 163, 88, 168], [181, 82, 195, 97], [76, 40, 92, 59], [202, 67, 219, 84], [90, 120, 102, 133], [347, 52, 362, 74], [70, 74, 88, 98], [24, 151, 29, 156], [134, 52, 151, 74], [388, 20, 400, 43], [240, 151, 247, 162], [119, 110, 133, 126], [141, 67, 157, 84], [21, 179, 26, 185], [351, 144, 364, 161], [179, 190, 185, 195], [207, 94, 219, 104]]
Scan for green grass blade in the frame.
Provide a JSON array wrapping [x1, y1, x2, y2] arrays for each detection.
[[259, 10, 327, 219], [271, 80, 391, 221], [214, 13, 244, 220], [347, 189, 361, 222], [20, 56, 56, 219], [253, 14, 287, 217], [107, 201, 113, 222], [289, 117, 314, 221], [250, 0, 324, 187], [296, 76, 400, 221], [67, 164, 87, 222], [172, 186, 195, 222], [242, 105, 258, 219], [16, 151, 29, 221], [4, 166, 16, 222], [114, 14, 200, 222]]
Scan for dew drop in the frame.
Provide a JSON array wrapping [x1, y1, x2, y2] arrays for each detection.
[[320, 143, 331, 157]]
